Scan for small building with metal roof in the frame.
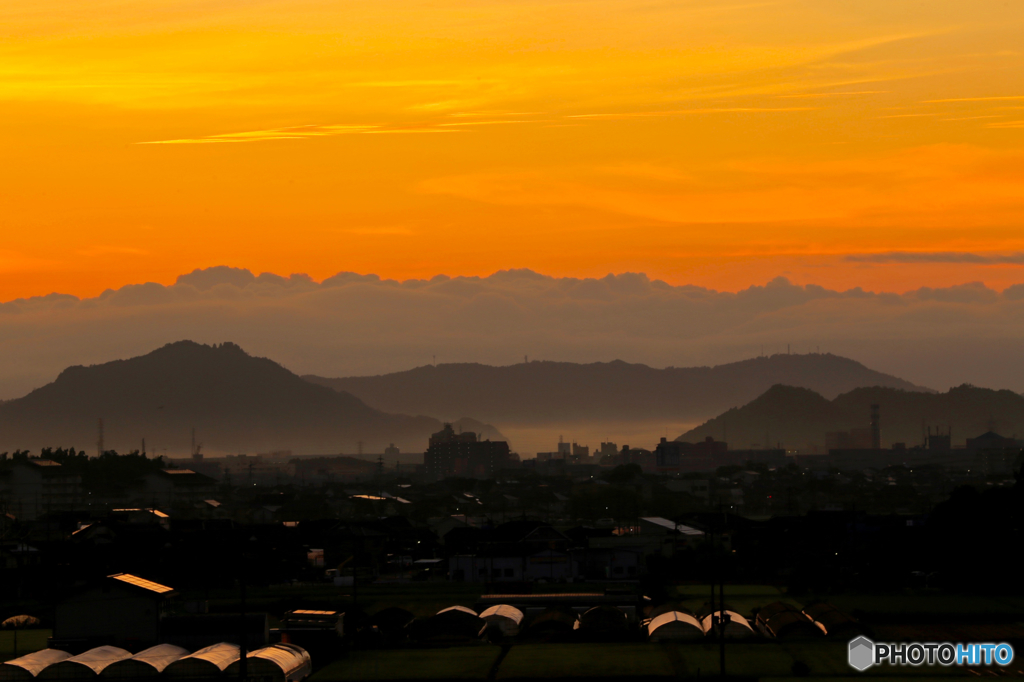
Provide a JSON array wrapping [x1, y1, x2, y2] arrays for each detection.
[[52, 574, 175, 650], [163, 643, 239, 681], [37, 646, 131, 680], [0, 650, 71, 681], [223, 644, 311, 682], [279, 610, 342, 637], [275, 610, 344, 664], [645, 611, 704, 641], [479, 605, 524, 638], [100, 644, 188, 679]]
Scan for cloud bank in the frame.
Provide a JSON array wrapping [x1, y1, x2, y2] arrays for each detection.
[[2, 266, 1024, 400]]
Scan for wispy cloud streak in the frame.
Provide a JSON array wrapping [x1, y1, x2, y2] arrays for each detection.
[[925, 96, 1024, 103], [139, 116, 544, 144], [567, 107, 816, 119], [139, 123, 460, 145], [776, 90, 888, 99], [846, 251, 1024, 265]]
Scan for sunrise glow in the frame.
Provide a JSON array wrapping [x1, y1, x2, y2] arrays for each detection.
[[3, 0, 1024, 299]]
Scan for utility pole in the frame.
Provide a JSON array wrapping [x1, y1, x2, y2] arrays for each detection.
[[716, 500, 728, 676], [239, 544, 248, 681], [719, 574, 728, 676], [709, 518, 715, 628], [352, 547, 359, 611]]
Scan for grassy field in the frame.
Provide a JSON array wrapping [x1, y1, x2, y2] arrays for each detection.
[[309, 640, 977, 680], [497, 644, 675, 679], [310, 646, 502, 681], [0, 630, 51, 662], [822, 593, 1024, 619]]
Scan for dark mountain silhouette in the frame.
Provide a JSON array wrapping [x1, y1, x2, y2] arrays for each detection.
[[0, 342, 504, 456], [679, 383, 1024, 450], [304, 353, 931, 426]]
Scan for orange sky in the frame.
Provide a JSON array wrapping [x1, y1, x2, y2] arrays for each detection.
[[3, 0, 1024, 300]]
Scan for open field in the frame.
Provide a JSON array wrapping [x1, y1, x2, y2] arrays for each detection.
[[308, 640, 981, 681], [822, 593, 1024, 621], [497, 644, 675, 679], [310, 646, 502, 681]]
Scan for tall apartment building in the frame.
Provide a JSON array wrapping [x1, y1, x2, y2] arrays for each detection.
[[0, 459, 81, 520], [424, 423, 512, 480]]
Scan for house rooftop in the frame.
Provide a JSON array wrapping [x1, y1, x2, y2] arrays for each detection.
[[109, 573, 174, 594]]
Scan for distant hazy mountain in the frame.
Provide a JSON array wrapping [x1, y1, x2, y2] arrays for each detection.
[[304, 354, 931, 426], [678, 384, 1024, 450], [0, 342, 504, 456]]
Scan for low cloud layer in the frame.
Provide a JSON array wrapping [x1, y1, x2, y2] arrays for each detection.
[[2, 266, 1024, 400]]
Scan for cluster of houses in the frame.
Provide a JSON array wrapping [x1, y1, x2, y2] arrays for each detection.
[[445, 517, 705, 583], [0, 460, 218, 522]]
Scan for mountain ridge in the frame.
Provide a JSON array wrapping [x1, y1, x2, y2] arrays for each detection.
[[678, 383, 1024, 450], [0, 341, 505, 455], [304, 353, 934, 426]]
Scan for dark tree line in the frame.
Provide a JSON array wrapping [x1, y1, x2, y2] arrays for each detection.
[[2, 447, 166, 496]]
